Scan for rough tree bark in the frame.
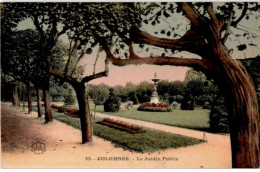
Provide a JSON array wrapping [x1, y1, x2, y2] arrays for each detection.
[[43, 86, 53, 123], [207, 45, 260, 168], [26, 83, 32, 114], [74, 83, 93, 143], [36, 87, 42, 118]]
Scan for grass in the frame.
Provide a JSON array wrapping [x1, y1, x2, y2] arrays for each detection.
[[51, 111, 204, 153], [87, 102, 210, 131]]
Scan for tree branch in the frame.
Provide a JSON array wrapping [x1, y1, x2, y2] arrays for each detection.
[[57, 26, 69, 37], [205, 2, 222, 31], [93, 45, 102, 75], [231, 2, 248, 27], [49, 69, 76, 85], [69, 49, 85, 77], [180, 2, 202, 27], [81, 57, 109, 83], [31, 14, 44, 40], [129, 28, 204, 54], [81, 71, 108, 83], [222, 3, 234, 43], [111, 55, 204, 69]]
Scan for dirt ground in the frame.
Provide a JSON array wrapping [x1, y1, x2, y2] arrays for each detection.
[[1, 103, 231, 168]]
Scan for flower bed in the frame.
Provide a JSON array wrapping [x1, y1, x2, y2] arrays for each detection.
[[138, 103, 172, 112], [58, 106, 67, 113], [97, 118, 144, 134], [51, 104, 60, 109], [65, 108, 79, 118], [51, 104, 79, 118]]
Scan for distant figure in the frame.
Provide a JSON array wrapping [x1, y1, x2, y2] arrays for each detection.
[[125, 101, 133, 110]]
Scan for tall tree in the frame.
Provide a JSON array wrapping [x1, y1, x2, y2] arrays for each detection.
[[3, 3, 75, 122], [83, 2, 259, 167], [87, 84, 109, 119], [49, 39, 109, 143], [2, 28, 41, 114]]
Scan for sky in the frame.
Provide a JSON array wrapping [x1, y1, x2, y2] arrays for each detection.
[[15, 2, 260, 87], [88, 61, 189, 87]]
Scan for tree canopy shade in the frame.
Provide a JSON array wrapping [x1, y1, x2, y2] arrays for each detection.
[[2, 28, 42, 114]]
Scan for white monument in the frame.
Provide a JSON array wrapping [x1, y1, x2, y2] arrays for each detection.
[[150, 73, 160, 104]]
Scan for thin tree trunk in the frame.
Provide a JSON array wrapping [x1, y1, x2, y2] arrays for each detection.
[[12, 86, 19, 107], [43, 86, 53, 123], [211, 46, 259, 168], [26, 83, 32, 114], [18, 82, 21, 107], [94, 104, 96, 120], [36, 87, 42, 118], [74, 83, 93, 143], [23, 93, 25, 111]]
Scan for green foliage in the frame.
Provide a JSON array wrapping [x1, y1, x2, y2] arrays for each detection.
[[169, 95, 184, 103], [113, 81, 153, 103], [2, 28, 42, 85], [184, 70, 207, 84], [104, 88, 121, 112], [113, 85, 128, 102], [87, 84, 109, 105], [209, 96, 229, 133], [157, 80, 185, 100], [181, 95, 194, 110], [240, 56, 260, 109], [136, 81, 153, 103], [128, 91, 139, 104], [183, 70, 219, 107], [64, 91, 75, 105], [202, 102, 211, 109], [52, 112, 204, 153]]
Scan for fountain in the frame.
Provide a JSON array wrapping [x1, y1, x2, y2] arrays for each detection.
[[150, 73, 160, 104], [137, 73, 172, 112]]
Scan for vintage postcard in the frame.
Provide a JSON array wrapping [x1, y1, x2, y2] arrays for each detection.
[[1, 1, 259, 169]]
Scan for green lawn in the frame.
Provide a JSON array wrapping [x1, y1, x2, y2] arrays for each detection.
[[88, 102, 210, 131], [51, 111, 204, 153]]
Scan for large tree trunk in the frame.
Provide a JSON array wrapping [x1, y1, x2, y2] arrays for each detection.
[[12, 86, 19, 107], [210, 45, 259, 168], [74, 83, 93, 143], [36, 87, 42, 118], [26, 83, 32, 114], [43, 86, 53, 123]]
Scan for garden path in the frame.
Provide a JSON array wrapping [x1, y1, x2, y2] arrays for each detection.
[[1, 103, 231, 168], [94, 112, 228, 143]]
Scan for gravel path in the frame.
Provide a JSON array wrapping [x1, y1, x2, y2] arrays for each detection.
[[1, 103, 231, 168]]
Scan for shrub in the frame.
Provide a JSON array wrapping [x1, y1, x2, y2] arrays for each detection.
[[53, 96, 64, 102], [181, 95, 194, 110], [202, 101, 211, 109], [209, 96, 229, 133], [104, 88, 121, 112], [138, 103, 172, 112], [128, 91, 139, 104], [58, 105, 67, 113], [64, 92, 75, 105]]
